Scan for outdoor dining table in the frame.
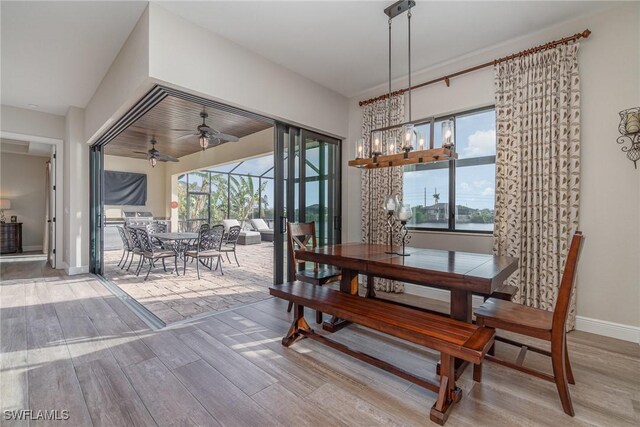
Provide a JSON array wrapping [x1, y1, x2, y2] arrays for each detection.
[[151, 232, 198, 258]]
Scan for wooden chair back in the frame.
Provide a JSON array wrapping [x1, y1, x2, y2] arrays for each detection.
[[552, 231, 584, 337], [287, 222, 318, 280]]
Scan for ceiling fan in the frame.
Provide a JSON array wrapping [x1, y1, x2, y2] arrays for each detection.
[[172, 110, 239, 151], [133, 138, 179, 168]]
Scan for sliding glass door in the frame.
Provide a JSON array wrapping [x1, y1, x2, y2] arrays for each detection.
[[89, 144, 104, 275], [274, 125, 341, 284]]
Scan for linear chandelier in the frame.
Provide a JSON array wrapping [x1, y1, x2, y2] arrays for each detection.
[[349, 0, 457, 169]]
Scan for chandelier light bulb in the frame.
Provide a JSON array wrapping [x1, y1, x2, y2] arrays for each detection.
[[149, 157, 157, 168], [199, 135, 209, 150]]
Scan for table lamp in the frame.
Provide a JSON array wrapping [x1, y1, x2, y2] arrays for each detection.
[[0, 199, 11, 223]]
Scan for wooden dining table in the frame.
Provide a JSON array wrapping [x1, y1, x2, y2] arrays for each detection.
[[295, 242, 518, 341]]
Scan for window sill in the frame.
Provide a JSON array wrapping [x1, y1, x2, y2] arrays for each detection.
[[406, 228, 494, 238]]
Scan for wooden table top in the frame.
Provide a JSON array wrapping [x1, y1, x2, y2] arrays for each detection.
[[295, 242, 518, 294]]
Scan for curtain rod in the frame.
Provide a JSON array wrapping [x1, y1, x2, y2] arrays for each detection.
[[359, 29, 591, 107]]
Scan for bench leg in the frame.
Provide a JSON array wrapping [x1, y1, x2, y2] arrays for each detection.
[[430, 354, 462, 425], [282, 303, 311, 347]]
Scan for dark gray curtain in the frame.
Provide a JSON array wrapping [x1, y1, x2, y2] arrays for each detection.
[[104, 171, 147, 205]]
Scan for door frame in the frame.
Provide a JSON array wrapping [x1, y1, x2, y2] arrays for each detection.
[[0, 131, 64, 268]]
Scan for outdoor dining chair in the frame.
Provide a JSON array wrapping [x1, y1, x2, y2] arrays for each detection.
[[125, 225, 144, 272], [184, 224, 225, 279], [220, 225, 241, 266], [136, 228, 180, 281], [116, 225, 134, 269]]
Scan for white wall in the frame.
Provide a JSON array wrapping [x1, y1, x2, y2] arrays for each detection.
[[345, 3, 640, 332], [147, 3, 349, 139], [83, 5, 152, 144], [103, 155, 168, 219], [0, 152, 48, 251], [0, 105, 65, 140]]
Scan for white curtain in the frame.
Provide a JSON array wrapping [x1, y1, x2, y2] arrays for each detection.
[[493, 44, 581, 329], [361, 94, 405, 293]]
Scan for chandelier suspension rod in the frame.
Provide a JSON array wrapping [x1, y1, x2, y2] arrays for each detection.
[[407, 5, 412, 121], [388, 18, 392, 128], [359, 29, 591, 107]]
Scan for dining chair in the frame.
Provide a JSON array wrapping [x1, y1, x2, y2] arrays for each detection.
[[125, 225, 144, 272], [184, 224, 225, 279], [136, 228, 180, 281], [220, 225, 241, 266], [473, 231, 584, 416], [146, 222, 167, 248], [286, 221, 341, 323], [116, 225, 133, 269]]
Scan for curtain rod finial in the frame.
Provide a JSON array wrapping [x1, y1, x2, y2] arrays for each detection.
[[582, 29, 591, 38]]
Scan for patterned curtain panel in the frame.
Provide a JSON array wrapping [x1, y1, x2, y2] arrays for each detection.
[[361, 95, 405, 293], [493, 44, 581, 329]]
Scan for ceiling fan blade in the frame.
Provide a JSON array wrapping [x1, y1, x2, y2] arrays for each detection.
[[132, 151, 149, 155], [176, 133, 196, 141], [156, 153, 179, 162], [169, 129, 194, 132], [205, 138, 227, 149], [212, 132, 239, 142]]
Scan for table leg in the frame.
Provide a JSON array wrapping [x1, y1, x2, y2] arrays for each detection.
[[365, 275, 376, 298], [437, 289, 473, 379], [450, 289, 472, 322], [322, 268, 358, 333]]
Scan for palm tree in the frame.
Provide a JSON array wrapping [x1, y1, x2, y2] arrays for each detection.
[[229, 175, 267, 228], [433, 188, 440, 221]]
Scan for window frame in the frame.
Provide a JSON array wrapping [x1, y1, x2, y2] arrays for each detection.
[[404, 105, 496, 234]]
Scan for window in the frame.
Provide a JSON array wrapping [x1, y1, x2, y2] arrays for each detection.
[[402, 107, 496, 232]]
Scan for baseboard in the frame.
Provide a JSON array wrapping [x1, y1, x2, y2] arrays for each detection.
[[404, 284, 640, 344], [575, 316, 640, 344], [64, 264, 90, 275], [23, 245, 43, 252]]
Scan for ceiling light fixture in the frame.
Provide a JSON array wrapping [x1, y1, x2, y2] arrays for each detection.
[[149, 157, 158, 168], [199, 135, 209, 150], [349, 0, 457, 169]]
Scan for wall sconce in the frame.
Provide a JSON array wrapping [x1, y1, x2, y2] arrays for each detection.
[[617, 108, 640, 169]]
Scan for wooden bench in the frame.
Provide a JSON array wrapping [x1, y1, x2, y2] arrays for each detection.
[[270, 282, 495, 425]]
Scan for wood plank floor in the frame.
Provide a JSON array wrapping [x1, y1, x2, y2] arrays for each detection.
[[1, 260, 639, 426]]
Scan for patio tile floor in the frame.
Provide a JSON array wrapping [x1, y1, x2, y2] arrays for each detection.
[[103, 242, 274, 325]]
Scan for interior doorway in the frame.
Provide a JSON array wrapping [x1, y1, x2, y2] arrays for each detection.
[[0, 133, 63, 268]]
